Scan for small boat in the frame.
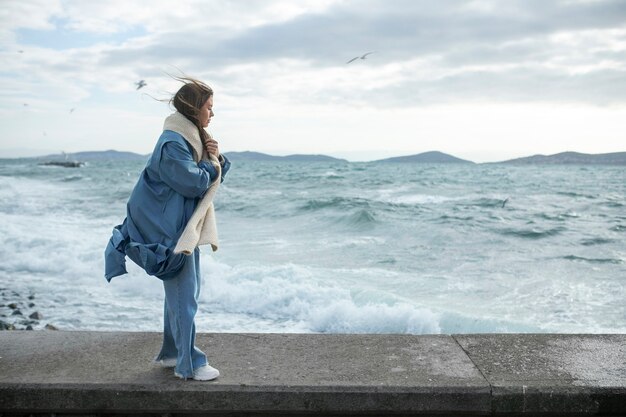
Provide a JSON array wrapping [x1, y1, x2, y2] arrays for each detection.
[[38, 161, 84, 168], [38, 151, 84, 168]]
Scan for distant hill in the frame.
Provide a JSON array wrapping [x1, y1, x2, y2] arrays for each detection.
[[374, 151, 474, 164], [223, 151, 348, 163], [498, 151, 626, 165], [38, 150, 149, 161], [28, 149, 626, 165]]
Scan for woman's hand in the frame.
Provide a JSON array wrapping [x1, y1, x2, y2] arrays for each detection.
[[205, 138, 219, 157]]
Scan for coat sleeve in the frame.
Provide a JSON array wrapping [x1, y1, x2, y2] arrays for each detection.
[[218, 154, 232, 183], [159, 140, 218, 198]]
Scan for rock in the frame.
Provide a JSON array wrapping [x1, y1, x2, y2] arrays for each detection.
[[28, 294, 35, 300], [28, 302, 35, 308], [0, 320, 16, 331], [8, 303, 18, 309], [29, 312, 43, 320], [26, 325, 33, 330], [11, 309, 22, 316], [45, 323, 58, 330]]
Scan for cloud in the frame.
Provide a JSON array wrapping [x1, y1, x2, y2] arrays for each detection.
[[1, 0, 626, 131], [80, 0, 626, 108]]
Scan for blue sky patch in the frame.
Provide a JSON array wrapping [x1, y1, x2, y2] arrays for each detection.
[[17, 17, 147, 50]]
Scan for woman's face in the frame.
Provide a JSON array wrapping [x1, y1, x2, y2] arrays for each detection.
[[199, 96, 214, 128]]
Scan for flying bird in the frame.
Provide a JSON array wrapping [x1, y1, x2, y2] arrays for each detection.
[[346, 51, 375, 64], [69, 108, 75, 113], [135, 80, 147, 90]]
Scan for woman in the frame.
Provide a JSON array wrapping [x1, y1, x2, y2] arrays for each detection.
[[104, 77, 231, 381]]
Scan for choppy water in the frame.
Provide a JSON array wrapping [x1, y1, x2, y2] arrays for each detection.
[[0, 158, 624, 333]]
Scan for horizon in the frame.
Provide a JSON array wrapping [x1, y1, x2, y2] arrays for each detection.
[[1, 1, 625, 162], [4, 147, 624, 164]]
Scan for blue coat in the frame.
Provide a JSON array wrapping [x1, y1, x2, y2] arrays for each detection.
[[104, 131, 231, 281]]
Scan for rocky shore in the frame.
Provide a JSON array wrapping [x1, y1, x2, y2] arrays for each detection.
[[0, 287, 58, 331]]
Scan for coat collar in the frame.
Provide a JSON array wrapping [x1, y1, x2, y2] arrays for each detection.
[[163, 111, 207, 163]]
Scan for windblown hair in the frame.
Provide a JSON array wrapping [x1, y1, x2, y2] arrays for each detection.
[[170, 76, 213, 146]]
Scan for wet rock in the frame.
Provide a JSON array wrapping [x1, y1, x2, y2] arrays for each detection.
[[29, 311, 43, 320], [28, 294, 35, 300], [45, 323, 58, 330], [26, 325, 33, 330], [8, 303, 18, 309], [28, 302, 35, 308], [11, 309, 22, 316], [0, 320, 15, 330]]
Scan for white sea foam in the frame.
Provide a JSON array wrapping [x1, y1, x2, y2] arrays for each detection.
[[197, 258, 441, 334], [390, 194, 457, 205]]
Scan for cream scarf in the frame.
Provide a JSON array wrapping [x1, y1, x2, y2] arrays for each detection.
[[163, 111, 221, 255]]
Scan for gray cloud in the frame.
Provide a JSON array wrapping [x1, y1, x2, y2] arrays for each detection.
[[356, 67, 626, 108], [96, 0, 626, 105], [198, 0, 626, 65]]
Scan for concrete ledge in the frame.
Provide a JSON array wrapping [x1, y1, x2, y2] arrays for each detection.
[[0, 332, 624, 416], [456, 334, 626, 415]]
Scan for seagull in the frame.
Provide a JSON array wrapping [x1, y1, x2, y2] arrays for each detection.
[[346, 51, 375, 64], [135, 80, 147, 90]]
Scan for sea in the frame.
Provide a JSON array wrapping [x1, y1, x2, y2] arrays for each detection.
[[0, 157, 624, 334]]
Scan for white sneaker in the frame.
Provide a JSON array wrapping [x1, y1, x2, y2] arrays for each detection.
[[175, 364, 220, 381], [154, 357, 177, 368]]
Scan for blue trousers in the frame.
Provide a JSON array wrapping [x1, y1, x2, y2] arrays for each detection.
[[154, 248, 208, 378]]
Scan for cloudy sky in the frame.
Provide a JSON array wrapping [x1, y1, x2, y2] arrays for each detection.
[[1, 0, 625, 162]]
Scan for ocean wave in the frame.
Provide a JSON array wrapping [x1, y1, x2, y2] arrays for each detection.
[[562, 255, 623, 265], [465, 197, 510, 208], [497, 226, 565, 239], [200, 260, 441, 334], [556, 191, 596, 199], [338, 208, 378, 229], [299, 196, 370, 211], [537, 212, 580, 221], [321, 170, 344, 179], [388, 194, 455, 205], [435, 214, 474, 223], [580, 237, 614, 246], [60, 175, 84, 182], [598, 201, 624, 208]]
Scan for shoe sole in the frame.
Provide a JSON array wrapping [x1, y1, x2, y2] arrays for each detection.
[[174, 370, 220, 381]]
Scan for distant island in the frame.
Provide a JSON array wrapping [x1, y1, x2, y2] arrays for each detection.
[[373, 151, 474, 164], [38, 150, 149, 162], [497, 151, 626, 166], [223, 151, 348, 163], [28, 150, 626, 166]]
